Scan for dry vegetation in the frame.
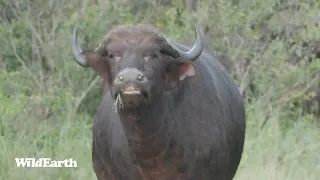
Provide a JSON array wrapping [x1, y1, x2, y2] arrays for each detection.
[[0, 0, 319, 179]]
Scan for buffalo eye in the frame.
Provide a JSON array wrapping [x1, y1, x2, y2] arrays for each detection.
[[151, 53, 157, 59], [101, 51, 108, 57], [150, 52, 158, 59], [108, 54, 115, 59]]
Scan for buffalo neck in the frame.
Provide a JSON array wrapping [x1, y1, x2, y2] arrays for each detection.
[[118, 93, 174, 161]]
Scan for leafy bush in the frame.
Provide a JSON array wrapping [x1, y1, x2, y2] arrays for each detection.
[[0, 0, 319, 179]]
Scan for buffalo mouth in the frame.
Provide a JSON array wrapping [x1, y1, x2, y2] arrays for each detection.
[[114, 86, 149, 109]]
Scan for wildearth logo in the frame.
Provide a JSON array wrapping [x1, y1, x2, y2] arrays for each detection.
[[15, 158, 77, 168]]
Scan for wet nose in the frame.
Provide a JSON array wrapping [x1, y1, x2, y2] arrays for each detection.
[[116, 68, 145, 82]]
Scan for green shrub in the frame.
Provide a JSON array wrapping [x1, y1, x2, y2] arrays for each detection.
[[0, 0, 319, 179]]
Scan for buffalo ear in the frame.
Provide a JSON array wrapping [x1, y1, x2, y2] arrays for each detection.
[[164, 61, 197, 91], [83, 50, 111, 82]]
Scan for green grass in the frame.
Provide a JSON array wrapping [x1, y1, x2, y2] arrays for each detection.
[[0, 114, 95, 179], [235, 108, 320, 180], [1, 99, 319, 180], [0, 0, 319, 179]]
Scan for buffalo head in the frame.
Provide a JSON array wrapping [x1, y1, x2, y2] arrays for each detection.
[[72, 24, 203, 108]]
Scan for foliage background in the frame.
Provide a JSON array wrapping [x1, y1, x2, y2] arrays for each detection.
[[0, 0, 319, 179]]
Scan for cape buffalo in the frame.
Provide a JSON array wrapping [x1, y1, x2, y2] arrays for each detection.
[[71, 24, 246, 180]]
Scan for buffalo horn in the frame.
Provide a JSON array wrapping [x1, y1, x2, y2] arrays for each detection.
[[166, 24, 203, 61], [72, 28, 88, 67]]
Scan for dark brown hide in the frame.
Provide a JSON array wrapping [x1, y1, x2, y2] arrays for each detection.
[[72, 24, 246, 180]]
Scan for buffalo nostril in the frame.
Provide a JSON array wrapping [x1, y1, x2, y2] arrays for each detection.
[[137, 74, 144, 81], [117, 75, 124, 81]]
